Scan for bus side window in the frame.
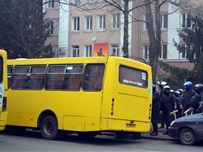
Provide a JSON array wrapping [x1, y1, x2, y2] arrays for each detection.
[[45, 65, 66, 90], [12, 75, 27, 89], [30, 66, 46, 89], [82, 64, 104, 91], [11, 66, 30, 89], [63, 65, 83, 90]]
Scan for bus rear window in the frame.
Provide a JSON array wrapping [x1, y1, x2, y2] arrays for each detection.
[[119, 65, 147, 88]]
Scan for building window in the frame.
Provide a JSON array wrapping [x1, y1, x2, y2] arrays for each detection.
[[97, 15, 105, 30], [72, 17, 80, 31], [111, 14, 120, 29], [160, 14, 168, 29], [72, 46, 79, 57], [72, 0, 80, 4], [181, 13, 191, 28], [180, 44, 187, 59], [143, 15, 147, 30], [110, 44, 119, 56], [48, 0, 54, 8], [48, 21, 54, 35], [84, 45, 92, 57], [85, 0, 93, 3], [159, 44, 167, 59], [85, 16, 92, 30], [143, 45, 149, 60]]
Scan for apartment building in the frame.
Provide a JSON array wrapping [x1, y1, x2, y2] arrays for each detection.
[[44, 0, 126, 58], [44, 0, 201, 76]]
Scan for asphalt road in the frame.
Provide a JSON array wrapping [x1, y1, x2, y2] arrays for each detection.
[[0, 131, 203, 152]]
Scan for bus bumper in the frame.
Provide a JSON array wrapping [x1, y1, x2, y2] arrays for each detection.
[[0, 112, 7, 131]]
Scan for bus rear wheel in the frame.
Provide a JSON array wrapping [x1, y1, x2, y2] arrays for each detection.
[[41, 116, 62, 140]]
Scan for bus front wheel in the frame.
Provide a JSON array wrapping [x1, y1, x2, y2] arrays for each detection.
[[41, 116, 61, 140]]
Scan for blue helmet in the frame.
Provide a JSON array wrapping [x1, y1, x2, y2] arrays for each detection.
[[184, 81, 193, 90]]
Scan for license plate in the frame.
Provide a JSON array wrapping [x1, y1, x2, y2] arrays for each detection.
[[126, 124, 136, 128]]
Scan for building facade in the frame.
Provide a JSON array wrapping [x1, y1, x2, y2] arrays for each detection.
[[44, 0, 201, 77]]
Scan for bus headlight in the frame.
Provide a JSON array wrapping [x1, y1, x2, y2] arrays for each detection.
[[170, 120, 175, 126]]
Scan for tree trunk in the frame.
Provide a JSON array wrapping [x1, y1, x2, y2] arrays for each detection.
[[122, 0, 129, 58], [145, 0, 161, 83]]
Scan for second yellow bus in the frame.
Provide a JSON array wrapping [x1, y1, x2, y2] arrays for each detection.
[[0, 49, 8, 131]]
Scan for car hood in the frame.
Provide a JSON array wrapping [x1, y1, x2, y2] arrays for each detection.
[[175, 113, 203, 122]]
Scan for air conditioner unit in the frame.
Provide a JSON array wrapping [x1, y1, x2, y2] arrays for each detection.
[[57, 48, 66, 54]]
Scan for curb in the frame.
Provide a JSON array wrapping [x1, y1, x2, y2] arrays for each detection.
[[100, 132, 177, 141], [141, 133, 177, 141]]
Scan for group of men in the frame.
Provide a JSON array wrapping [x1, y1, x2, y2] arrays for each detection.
[[150, 81, 203, 136]]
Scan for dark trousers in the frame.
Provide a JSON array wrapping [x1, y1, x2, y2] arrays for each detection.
[[162, 110, 172, 132], [151, 110, 158, 132], [158, 113, 165, 126]]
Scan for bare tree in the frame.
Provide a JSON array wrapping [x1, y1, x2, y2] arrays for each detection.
[[143, 0, 190, 82]]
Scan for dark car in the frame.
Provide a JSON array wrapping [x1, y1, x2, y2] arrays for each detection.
[[168, 113, 203, 145]]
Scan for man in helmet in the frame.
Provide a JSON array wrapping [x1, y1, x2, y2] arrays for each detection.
[[180, 81, 196, 116], [156, 81, 167, 129], [149, 84, 160, 136], [190, 84, 203, 113], [160, 85, 177, 135], [174, 90, 182, 118]]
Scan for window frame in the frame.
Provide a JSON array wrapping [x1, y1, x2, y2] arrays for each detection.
[[111, 14, 120, 29], [84, 45, 92, 57], [72, 17, 80, 31], [143, 45, 149, 60], [159, 44, 167, 59], [48, 21, 54, 35], [160, 14, 168, 29], [72, 46, 80, 57], [110, 44, 119, 56], [181, 13, 191, 28], [48, 0, 54, 8], [97, 15, 105, 30], [84, 16, 92, 31]]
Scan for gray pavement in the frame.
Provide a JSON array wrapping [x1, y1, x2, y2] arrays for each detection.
[[141, 125, 177, 141]]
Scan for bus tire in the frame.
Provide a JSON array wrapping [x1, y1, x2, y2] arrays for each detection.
[[40, 115, 62, 140]]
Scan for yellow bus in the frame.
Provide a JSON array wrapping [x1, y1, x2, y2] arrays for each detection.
[[0, 49, 8, 131], [7, 56, 152, 139]]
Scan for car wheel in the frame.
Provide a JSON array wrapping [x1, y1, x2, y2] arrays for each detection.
[[179, 128, 196, 145]]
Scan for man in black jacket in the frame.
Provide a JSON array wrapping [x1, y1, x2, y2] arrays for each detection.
[[190, 84, 203, 113], [150, 84, 160, 136], [160, 86, 176, 135], [180, 81, 196, 116]]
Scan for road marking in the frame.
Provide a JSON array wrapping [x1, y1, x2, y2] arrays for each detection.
[[132, 149, 161, 152]]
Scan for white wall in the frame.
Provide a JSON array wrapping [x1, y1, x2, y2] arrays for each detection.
[[58, 1, 69, 57], [167, 3, 180, 59]]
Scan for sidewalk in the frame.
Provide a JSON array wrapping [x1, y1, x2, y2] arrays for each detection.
[[141, 126, 176, 141]]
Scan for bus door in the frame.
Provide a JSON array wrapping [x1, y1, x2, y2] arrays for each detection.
[[80, 63, 105, 131]]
